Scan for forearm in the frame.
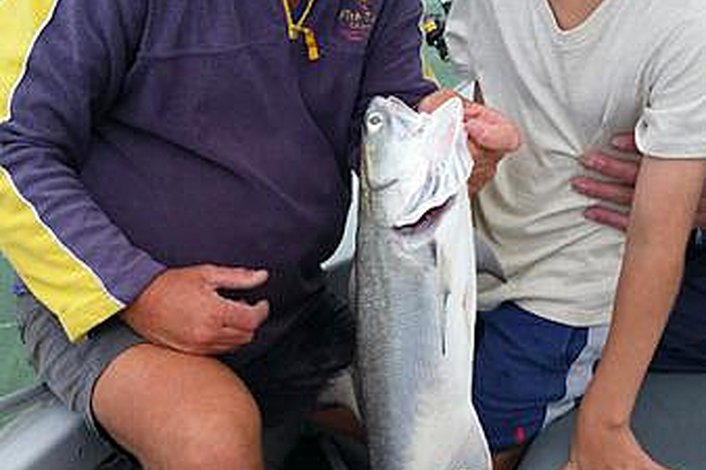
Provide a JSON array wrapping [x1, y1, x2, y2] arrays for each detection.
[[0, 0, 163, 341], [586, 235, 684, 423], [0, 154, 165, 341], [585, 157, 706, 423]]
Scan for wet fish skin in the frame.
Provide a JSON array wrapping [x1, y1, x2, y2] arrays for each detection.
[[354, 96, 492, 470]]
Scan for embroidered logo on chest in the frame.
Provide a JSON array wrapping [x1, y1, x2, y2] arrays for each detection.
[[337, 0, 377, 42]]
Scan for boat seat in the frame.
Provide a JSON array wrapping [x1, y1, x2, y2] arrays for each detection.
[[518, 373, 706, 470]]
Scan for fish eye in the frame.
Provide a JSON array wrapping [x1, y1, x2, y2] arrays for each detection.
[[366, 112, 384, 131]]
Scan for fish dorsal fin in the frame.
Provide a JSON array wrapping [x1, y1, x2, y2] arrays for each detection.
[[394, 97, 472, 228]]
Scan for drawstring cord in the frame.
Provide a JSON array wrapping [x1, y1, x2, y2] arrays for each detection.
[[281, 0, 320, 61]]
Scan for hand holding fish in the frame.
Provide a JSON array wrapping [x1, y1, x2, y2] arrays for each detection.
[[419, 89, 522, 196], [120, 265, 269, 355], [572, 133, 706, 231]]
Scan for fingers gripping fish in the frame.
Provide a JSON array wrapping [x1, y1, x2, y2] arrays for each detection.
[[353, 96, 497, 470]]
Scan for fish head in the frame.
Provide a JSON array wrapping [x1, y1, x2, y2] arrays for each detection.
[[362, 96, 421, 193], [361, 95, 472, 233]]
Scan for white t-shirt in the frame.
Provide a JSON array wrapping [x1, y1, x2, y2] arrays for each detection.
[[446, 0, 706, 326]]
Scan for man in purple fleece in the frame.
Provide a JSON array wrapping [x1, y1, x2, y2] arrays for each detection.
[[0, 0, 519, 468]]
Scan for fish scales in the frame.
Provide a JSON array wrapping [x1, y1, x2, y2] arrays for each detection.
[[354, 96, 492, 470]]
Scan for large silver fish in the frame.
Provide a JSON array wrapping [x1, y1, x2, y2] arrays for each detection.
[[354, 96, 496, 470]]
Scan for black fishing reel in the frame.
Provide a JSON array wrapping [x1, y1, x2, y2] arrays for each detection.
[[423, 0, 452, 61]]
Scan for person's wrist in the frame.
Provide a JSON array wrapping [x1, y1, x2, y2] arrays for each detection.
[[118, 303, 140, 329], [118, 279, 155, 329], [580, 382, 632, 429]]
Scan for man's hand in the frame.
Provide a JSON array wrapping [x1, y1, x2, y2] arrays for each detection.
[[572, 134, 706, 231], [418, 89, 521, 196], [120, 265, 269, 355]]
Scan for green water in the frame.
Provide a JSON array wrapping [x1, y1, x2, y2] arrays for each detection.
[[0, 256, 36, 397], [421, 0, 459, 88]]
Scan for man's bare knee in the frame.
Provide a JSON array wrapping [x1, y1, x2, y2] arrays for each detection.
[[170, 405, 263, 470], [92, 343, 264, 470]]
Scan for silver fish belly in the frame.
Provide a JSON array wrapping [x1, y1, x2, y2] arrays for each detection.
[[354, 96, 492, 470]]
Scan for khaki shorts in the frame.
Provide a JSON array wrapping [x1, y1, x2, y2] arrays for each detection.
[[17, 289, 355, 469]]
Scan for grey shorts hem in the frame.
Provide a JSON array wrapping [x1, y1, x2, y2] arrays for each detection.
[[17, 293, 145, 443], [80, 333, 146, 443]]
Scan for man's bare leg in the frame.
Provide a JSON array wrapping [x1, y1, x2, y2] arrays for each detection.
[[92, 343, 263, 470], [493, 446, 526, 470]]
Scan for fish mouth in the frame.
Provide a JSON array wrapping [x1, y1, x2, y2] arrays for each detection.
[[393, 195, 455, 236]]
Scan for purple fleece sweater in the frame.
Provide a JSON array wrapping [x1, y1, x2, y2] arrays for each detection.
[[0, 0, 435, 349]]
